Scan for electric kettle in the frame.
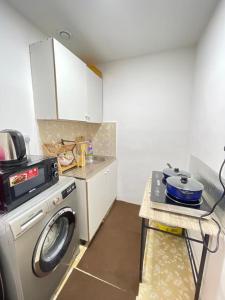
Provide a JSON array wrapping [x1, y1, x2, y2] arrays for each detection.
[[0, 129, 27, 168]]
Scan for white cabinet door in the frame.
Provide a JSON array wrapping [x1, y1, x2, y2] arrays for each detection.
[[30, 38, 103, 122], [86, 68, 103, 123], [106, 161, 117, 207], [53, 39, 87, 121], [30, 39, 58, 119], [87, 161, 117, 240], [74, 178, 89, 241], [87, 167, 108, 240]]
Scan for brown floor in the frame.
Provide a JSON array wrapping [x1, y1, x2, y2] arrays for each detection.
[[57, 269, 135, 300], [78, 201, 141, 295], [58, 200, 141, 299]]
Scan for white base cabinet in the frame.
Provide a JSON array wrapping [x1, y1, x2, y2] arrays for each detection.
[[74, 178, 89, 241], [74, 161, 117, 241]]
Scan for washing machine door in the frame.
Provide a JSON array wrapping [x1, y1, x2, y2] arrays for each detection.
[[33, 207, 76, 277]]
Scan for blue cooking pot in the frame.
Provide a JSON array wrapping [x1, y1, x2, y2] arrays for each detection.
[[166, 176, 204, 202]]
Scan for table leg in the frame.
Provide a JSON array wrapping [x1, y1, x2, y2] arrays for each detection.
[[194, 234, 210, 300], [139, 218, 147, 282]]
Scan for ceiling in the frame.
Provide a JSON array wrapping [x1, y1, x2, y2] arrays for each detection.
[[7, 0, 219, 64]]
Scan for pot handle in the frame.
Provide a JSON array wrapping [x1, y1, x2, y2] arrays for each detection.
[[180, 176, 188, 184], [167, 163, 172, 169]]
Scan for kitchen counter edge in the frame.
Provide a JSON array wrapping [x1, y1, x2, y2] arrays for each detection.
[[63, 156, 116, 180]]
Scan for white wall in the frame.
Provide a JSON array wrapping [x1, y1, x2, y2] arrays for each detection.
[[190, 1, 225, 172], [101, 48, 195, 204], [0, 0, 46, 154], [190, 1, 225, 299]]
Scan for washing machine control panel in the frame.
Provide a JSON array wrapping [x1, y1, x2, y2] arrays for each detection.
[[61, 182, 76, 199], [52, 197, 62, 206]]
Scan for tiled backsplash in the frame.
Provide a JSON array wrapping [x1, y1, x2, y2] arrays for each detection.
[[37, 120, 116, 157]]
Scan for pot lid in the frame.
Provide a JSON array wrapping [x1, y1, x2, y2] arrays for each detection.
[[166, 176, 204, 192], [163, 167, 191, 178]]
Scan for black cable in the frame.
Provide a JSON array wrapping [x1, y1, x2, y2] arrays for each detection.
[[0, 270, 5, 300], [199, 153, 225, 253]]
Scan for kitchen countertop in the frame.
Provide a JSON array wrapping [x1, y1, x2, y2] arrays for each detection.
[[63, 156, 116, 180]]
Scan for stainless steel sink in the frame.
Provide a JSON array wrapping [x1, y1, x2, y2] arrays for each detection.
[[86, 156, 106, 164]]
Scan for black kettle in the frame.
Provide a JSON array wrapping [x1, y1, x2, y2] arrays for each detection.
[[0, 129, 27, 168]]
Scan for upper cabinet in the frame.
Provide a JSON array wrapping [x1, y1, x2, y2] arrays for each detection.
[[30, 39, 57, 120], [30, 38, 102, 123], [86, 67, 103, 123], [54, 40, 87, 121]]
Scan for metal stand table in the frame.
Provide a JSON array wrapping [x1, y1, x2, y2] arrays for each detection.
[[139, 178, 219, 300]]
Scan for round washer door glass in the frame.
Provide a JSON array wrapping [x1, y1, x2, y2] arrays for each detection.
[[33, 207, 75, 277]]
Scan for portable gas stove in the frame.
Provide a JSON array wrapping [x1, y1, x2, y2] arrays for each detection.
[[150, 171, 211, 217]]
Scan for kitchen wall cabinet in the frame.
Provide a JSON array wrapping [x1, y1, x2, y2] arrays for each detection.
[[54, 40, 87, 120], [86, 68, 103, 123], [30, 38, 87, 121], [30, 38, 57, 119], [74, 161, 117, 241], [30, 38, 103, 122]]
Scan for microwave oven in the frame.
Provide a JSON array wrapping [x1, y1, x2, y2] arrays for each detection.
[[0, 156, 59, 212]]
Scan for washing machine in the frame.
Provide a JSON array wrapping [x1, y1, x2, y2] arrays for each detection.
[[0, 176, 80, 300]]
